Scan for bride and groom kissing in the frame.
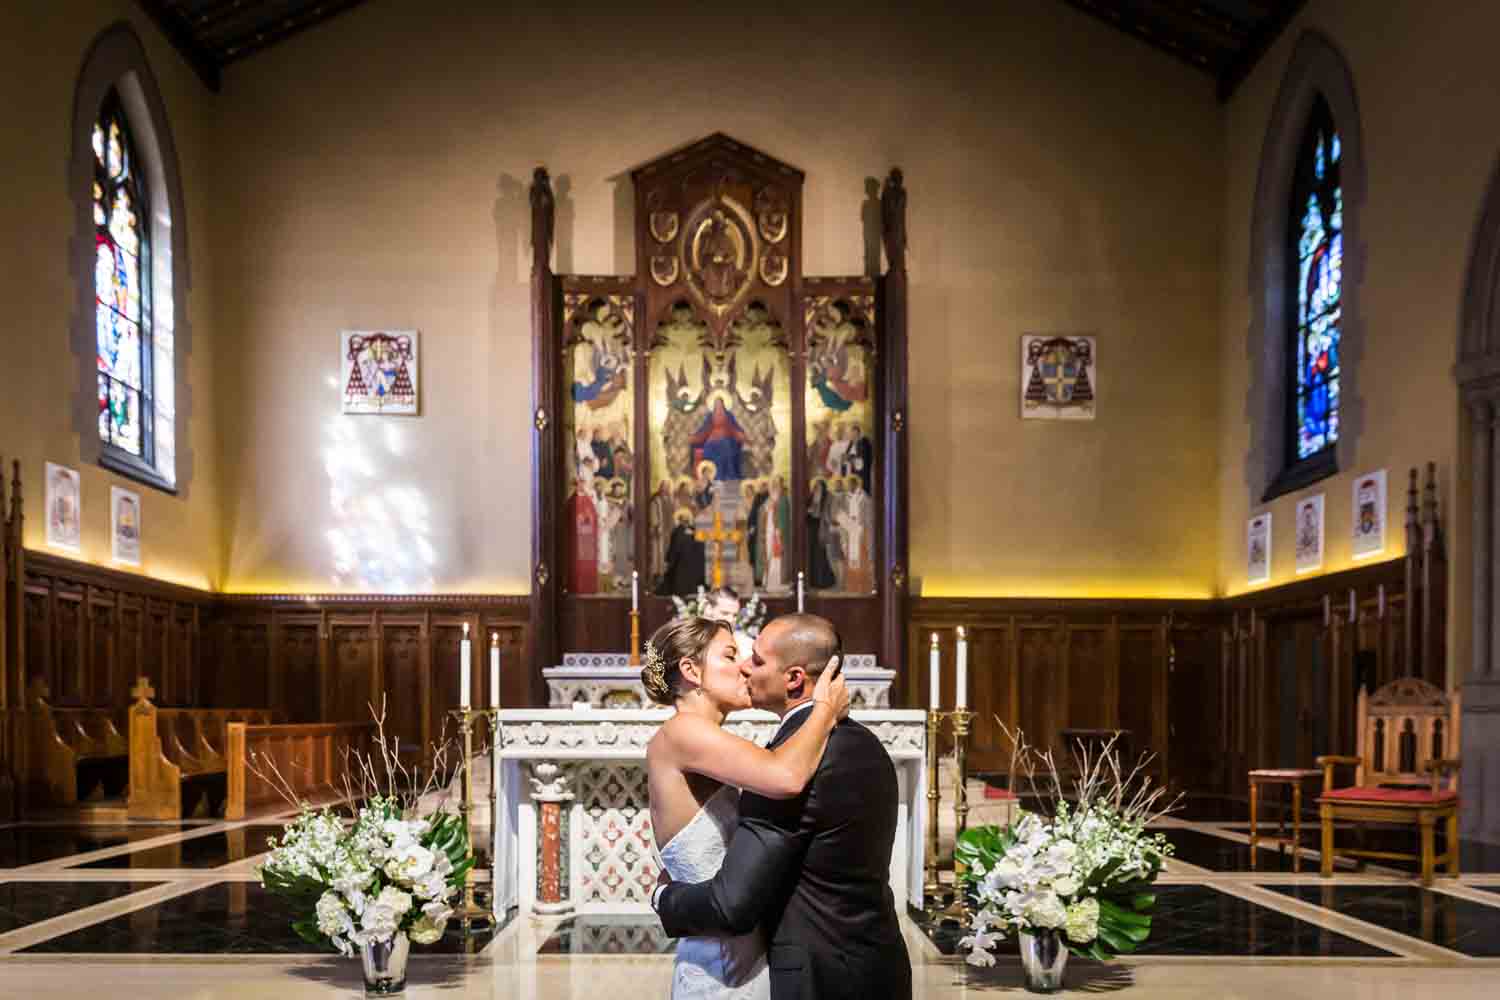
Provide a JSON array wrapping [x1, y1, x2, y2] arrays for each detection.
[[643, 613, 913, 999]]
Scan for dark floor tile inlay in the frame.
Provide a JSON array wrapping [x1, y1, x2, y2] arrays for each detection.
[[1162, 828, 1306, 873], [1267, 884, 1500, 957], [916, 885, 1387, 957], [538, 915, 674, 955], [0, 825, 188, 868], [78, 825, 286, 869], [0, 881, 161, 934], [23, 882, 494, 954], [1135, 885, 1390, 957]]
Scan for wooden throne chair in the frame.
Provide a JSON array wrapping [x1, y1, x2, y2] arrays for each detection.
[[1316, 678, 1461, 885]]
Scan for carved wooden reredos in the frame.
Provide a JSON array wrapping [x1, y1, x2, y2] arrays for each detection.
[[529, 134, 910, 674]]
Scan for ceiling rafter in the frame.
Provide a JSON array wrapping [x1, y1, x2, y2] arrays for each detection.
[[1060, 0, 1308, 103], [132, 0, 372, 92]]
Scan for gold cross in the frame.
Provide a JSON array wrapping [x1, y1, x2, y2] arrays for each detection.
[[695, 509, 744, 589], [130, 676, 155, 703], [1042, 355, 1073, 402]]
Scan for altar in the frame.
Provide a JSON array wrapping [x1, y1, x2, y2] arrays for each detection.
[[543, 653, 898, 709], [489, 706, 927, 918]]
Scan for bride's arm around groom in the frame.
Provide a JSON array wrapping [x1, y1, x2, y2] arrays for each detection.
[[654, 615, 913, 1000]]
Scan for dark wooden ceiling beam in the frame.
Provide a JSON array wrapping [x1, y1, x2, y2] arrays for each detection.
[[1062, 0, 1217, 74], [1216, 0, 1308, 102], [213, 0, 370, 67], [133, 0, 222, 92]]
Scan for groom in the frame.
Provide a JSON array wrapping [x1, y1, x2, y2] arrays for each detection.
[[652, 613, 913, 999]]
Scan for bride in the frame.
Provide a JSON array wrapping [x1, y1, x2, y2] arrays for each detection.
[[643, 616, 848, 999]]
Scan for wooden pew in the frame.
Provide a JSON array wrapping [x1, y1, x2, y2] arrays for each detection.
[[127, 677, 278, 820], [26, 678, 129, 806], [226, 721, 375, 819]]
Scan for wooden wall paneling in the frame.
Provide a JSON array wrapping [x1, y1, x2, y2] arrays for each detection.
[[967, 621, 1016, 771], [54, 588, 83, 706], [429, 621, 464, 759], [277, 616, 321, 724], [1165, 624, 1220, 792], [1065, 625, 1111, 736], [329, 617, 375, 723], [87, 589, 113, 706], [381, 619, 424, 753], [117, 597, 141, 709], [1117, 625, 1157, 768]]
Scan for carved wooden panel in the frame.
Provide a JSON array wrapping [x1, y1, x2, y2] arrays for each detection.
[[429, 625, 464, 752], [23, 589, 49, 697], [280, 624, 321, 723], [330, 624, 374, 724], [1117, 628, 1158, 763], [118, 605, 142, 705], [1066, 627, 1113, 734], [53, 595, 83, 706], [383, 625, 423, 750], [88, 601, 113, 706]]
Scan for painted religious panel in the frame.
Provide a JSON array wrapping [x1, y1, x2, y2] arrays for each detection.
[[1021, 334, 1096, 420], [563, 295, 636, 596], [341, 330, 419, 414], [804, 295, 877, 594], [1295, 493, 1325, 574], [648, 302, 791, 596], [45, 462, 82, 553]]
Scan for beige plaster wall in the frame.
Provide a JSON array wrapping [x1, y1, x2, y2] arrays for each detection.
[[210, 0, 1223, 598], [1218, 0, 1500, 680], [0, 4, 221, 590]]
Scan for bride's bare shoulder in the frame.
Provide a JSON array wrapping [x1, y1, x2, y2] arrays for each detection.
[[649, 713, 712, 759]]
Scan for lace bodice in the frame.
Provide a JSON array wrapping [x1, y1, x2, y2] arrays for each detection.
[[657, 784, 769, 999]]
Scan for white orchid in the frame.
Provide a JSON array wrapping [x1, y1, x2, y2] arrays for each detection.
[[386, 842, 436, 882]]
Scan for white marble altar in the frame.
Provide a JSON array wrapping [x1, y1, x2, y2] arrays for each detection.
[[489, 707, 928, 918], [543, 653, 898, 709]]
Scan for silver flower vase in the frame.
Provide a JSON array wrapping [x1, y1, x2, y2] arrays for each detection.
[[360, 932, 410, 995], [1018, 928, 1067, 994]]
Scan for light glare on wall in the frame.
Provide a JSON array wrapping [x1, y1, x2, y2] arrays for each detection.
[[323, 414, 435, 592]]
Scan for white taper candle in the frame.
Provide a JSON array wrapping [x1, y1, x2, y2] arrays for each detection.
[[490, 632, 501, 709], [632, 570, 639, 613], [797, 571, 805, 613], [956, 625, 969, 709], [929, 632, 940, 708], [460, 622, 471, 709]]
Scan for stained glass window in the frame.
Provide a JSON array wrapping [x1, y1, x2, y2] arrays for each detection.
[[93, 88, 173, 485], [1289, 97, 1342, 463]]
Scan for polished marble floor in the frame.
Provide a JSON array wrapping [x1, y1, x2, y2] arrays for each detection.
[[0, 814, 1496, 997]]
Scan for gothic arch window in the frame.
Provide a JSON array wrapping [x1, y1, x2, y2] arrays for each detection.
[[72, 24, 190, 494], [1248, 32, 1365, 502]]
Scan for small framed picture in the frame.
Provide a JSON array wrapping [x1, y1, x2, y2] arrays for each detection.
[[1247, 513, 1271, 585], [341, 330, 420, 415], [110, 485, 141, 566], [1021, 335, 1096, 420], [1294, 494, 1325, 574], [45, 462, 82, 553], [1351, 470, 1387, 560]]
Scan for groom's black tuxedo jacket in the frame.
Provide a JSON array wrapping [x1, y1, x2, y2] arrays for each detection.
[[655, 709, 913, 1000]]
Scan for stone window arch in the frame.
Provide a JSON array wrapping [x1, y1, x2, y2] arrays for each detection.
[[71, 22, 191, 494], [1246, 30, 1366, 502]]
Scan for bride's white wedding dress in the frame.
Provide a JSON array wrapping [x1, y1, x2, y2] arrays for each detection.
[[657, 784, 771, 999]]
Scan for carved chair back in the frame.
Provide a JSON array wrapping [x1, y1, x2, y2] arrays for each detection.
[[1353, 678, 1460, 790]]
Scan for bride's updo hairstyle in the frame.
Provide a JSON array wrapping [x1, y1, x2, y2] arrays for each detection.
[[642, 617, 727, 706]]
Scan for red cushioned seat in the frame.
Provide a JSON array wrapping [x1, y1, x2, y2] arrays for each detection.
[[983, 786, 1017, 800], [1322, 786, 1458, 804]]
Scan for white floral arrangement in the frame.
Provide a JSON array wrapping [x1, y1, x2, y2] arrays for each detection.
[[259, 798, 470, 954], [670, 586, 767, 638], [251, 701, 472, 955], [956, 726, 1176, 965]]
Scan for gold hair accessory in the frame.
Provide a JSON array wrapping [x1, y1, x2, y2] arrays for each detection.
[[643, 642, 667, 690]]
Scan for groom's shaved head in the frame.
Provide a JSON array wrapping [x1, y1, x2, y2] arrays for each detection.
[[770, 614, 842, 678]]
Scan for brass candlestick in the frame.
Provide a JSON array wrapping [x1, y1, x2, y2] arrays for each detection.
[[923, 708, 945, 916], [448, 706, 495, 930], [629, 609, 641, 666], [937, 707, 976, 926]]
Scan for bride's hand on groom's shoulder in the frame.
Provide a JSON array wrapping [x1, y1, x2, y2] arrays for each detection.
[[814, 657, 850, 721]]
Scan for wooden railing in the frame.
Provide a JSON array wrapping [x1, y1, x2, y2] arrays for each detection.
[[127, 677, 277, 820], [226, 721, 374, 819]]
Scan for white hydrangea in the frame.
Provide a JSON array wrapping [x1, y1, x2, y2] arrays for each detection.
[[1064, 897, 1100, 944], [315, 891, 353, 939]]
